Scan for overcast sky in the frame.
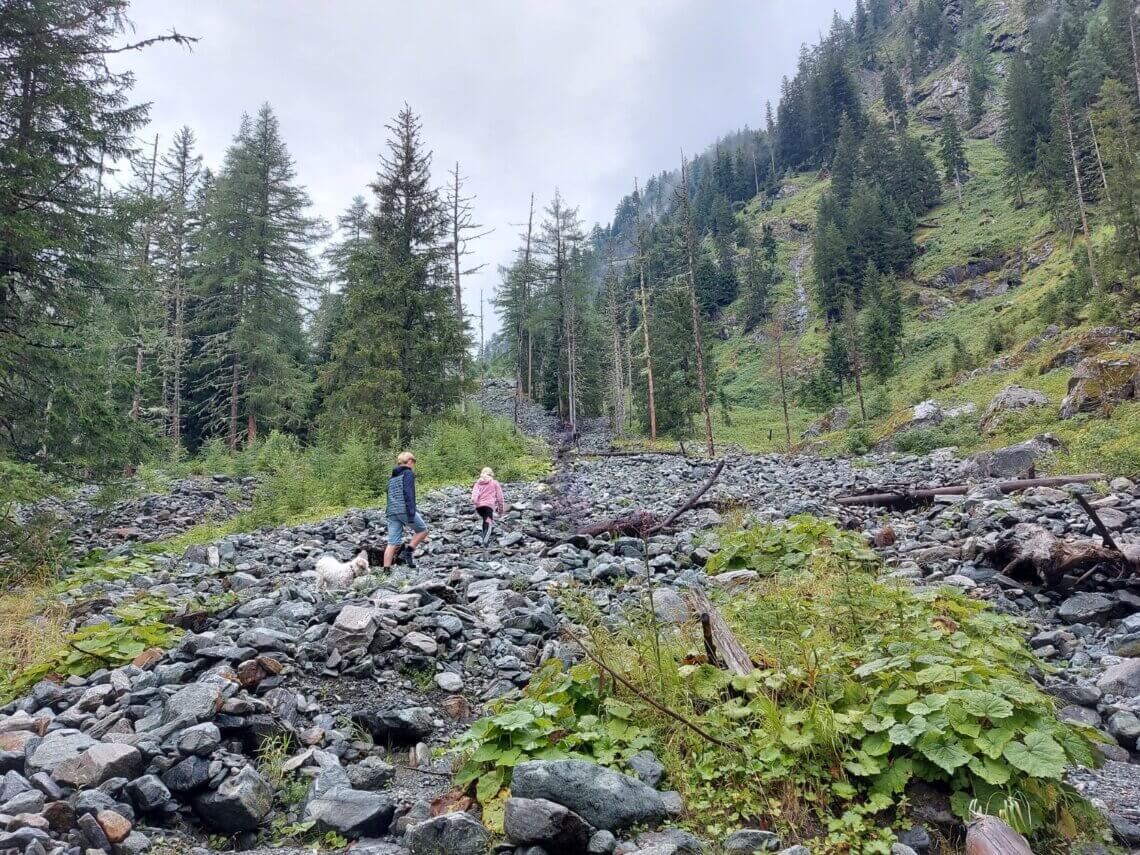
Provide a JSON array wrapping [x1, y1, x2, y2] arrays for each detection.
[[119, 0, 848, 338]]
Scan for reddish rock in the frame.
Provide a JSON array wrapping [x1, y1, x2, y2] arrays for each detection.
[[873, 525, 896, 547], [96, 809, 132, 844], [131, 647, 164, 669], [430, 790, 474, 816], [440, 695, 471, 720], [0, 730, 35, 752]]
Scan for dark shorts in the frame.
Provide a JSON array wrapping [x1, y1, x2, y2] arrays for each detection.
[[476, 506, 494, 521]]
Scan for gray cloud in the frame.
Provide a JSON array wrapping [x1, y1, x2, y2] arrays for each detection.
[[119, 0, 847, 336]]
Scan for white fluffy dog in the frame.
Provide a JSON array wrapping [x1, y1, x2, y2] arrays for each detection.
[[315, 550, 370, 592]]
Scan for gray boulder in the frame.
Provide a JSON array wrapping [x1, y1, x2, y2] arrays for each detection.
[[303, 787, 395, 838], [25, 731, 96, 775], [511, 759, 668, 831], [1057, 593, 1120, 624], [327, 605, 381, 658], [981, 385, 1048, 433], [1097, 659, 1140, 698], [405, 812, 491, 855], [504, 797, 591, 852], [626, 750, 665, 788], [1107, 711, 1140, 749], [967, 434, 1062, 478], [52, 743, 142, 787], [192, 765, 272, 832]]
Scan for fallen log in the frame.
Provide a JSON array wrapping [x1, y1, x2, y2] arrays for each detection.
[[576, 460, 726, 538], [986, 521, 1140, 588], [836, 473, 1105, 509], [965, 815, 1032, 855], [686, 587, 753, 676]]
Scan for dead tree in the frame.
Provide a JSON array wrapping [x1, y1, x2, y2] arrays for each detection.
[[686, 587, 753, 676], [1088, 112, 1110, 201], [965, 815, 1033, 855], [1059, 83, 1101, 295], [130, 134, 160, 427], [632, 178, 658, 440], [605, 250, 626, 432], [773, 312, 792, 450], [513, 194, 536, 423], [447, 162, 492, 411], [678, 153, 715, 457]]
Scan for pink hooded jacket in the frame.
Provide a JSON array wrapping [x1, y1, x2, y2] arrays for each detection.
[[471, 476, 505, 515]]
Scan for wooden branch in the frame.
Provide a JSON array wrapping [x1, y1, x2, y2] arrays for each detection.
[[685, 587, 753, 677], [1074, 493, 1121, 552], [573, 461, 726, 539], [564, 628, 736, 750], [986, 522, 1139, 588], [837, 474, 1106, 509]]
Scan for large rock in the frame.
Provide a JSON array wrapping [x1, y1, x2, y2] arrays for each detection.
[[802, 406, 850, 438], [52, 743, 142, 787], [1057, 592, 1120, 624], [192, 765, 272, 832], [980, 385, 1048, 433], [511, 759, 668, 831], [25, 731, 96, 775], [1059, 353, 1140, 418], [504, 797, 591, 852], [967, 434, 1063, 478], [303, 787, 395, 838], [1097, 659, 1140, 698], [1042, 326, 1139, 372], [327, 605, 380, 658], [723, 829, 782, 852], [351, 708, 434, 746], [405, 811, 491, 855]]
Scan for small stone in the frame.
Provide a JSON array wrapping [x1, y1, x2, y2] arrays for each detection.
[[1106, 711, 1140, 749], [626, 750, 665, 788], [724, 829, 781, 853], [434, 671, 463, 692], [1098, 659, 1140, 697], [95, 809, 132, 844]]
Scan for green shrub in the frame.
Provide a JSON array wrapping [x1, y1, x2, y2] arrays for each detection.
[[893, 414, 979, 455], [846, 427, 873, 456], [456, 517, 1103, 850]]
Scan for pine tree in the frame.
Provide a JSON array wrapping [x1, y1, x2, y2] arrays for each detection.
[[823, 325, 851, 392], [193, 106, 320, 449], [0, 1, 187, 471], [1093, 78, 1140, 274], [155, 127, 203, 449], [882, 64, 908, 130], [678, 154, 715, 456], [860, 265, 904, 379], [938, 114, 969, 200], [322, 106, 465, 444]]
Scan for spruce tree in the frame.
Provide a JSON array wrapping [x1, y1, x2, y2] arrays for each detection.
[[322, 106, 465, 444], [882, 65, 908, 130], [0, 1, 186, 471], [860, 265, 904, 379], [193, 106, 320, 449]]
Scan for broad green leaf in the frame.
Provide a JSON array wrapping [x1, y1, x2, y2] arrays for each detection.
[[974, 722, 1017, 759], [918, 734, 972, 774], [888, 717, 927, 747], [476, 766, 505, 804], [968, 755, 1012, 785], [861, 732, 892, 757], [884, 688, 918, 706], [871, 756, 914, 795], [492, 709, 536, 731], [1003, 732, 1066, 779], [914, 664, 956, 685], [953, 690, 1014, 720]]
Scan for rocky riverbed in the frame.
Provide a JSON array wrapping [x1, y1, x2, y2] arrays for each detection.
[[2, 384, 1139, 855]]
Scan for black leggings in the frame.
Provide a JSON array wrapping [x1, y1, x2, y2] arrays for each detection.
[[476, 506, 494, 532]]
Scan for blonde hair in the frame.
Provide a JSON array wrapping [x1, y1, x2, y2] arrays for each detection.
[[397, 451, 416, 465], [480, 467, 494, 479]]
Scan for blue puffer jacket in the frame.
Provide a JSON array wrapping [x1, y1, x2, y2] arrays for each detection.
[[385, 466, 416, 521]]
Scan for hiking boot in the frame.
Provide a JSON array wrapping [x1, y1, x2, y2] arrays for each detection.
[[481, 527, 492, 548], [404, 549, 417, 568]]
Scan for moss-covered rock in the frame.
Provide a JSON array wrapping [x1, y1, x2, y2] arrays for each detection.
[[1059, 352, 1140, 419]]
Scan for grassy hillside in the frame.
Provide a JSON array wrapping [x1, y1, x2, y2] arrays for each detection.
[[702, 112, 1140, 476]]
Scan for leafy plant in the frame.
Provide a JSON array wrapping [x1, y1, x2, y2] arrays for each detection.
[[453, 659, 653, 806]]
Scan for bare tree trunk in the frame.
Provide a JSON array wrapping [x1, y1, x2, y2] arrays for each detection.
[[451, 163, 467, 412], [844, 300, 867, 421], [1062, 92, 1101, 294], [228, 356, 239, 453], [514, 194, 535, 421], [131, 134, 160, 426], [679, 154, 715, 457], [633, 178, 658, 440], [606, 252, 625, 431], [247, 367, 257, 444], [1089, 112, 1110, 201], [1131, 11, 1140, 107], [773, 314, 792, 450]]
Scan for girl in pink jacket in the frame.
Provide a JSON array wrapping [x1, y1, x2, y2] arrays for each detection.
[[471, 467, 505, 547]]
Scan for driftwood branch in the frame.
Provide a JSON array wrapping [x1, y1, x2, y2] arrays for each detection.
[[1074, 493, 1121, 552], [564, 627, 736, 750], [578, 460, 726, 538], [837, 473, 1106, 509], [986, 522, 1139, 588]]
